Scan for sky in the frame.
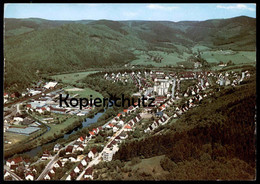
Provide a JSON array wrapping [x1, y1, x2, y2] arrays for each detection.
[[4, 3, 256, 22]]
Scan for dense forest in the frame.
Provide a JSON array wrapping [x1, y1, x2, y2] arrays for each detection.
[[4, 16, 256, 92], [112, 78, 256, 180]]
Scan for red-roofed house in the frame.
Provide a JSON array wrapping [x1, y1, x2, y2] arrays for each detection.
[[106, 123, 114, 129], [93, 128, 99, 134], [10, 164, 18, 171], [50, 166, 56, 174], [83, 167, 93, 180], [81, 156, 90, 166], [44, 171, 54, 180], [6, 157, 23, 167], [88, 148, 98, 159], [74, 163, 84, 173], [76, 144, 84, 152], [123, 109, 128, 116], [78, 136, 85, 142], [25, 172, 34, 180], [128, 105, 135, 113], [54, 160, 63, 168], [26, 104, 32, 109], [65, 145, 73, 155], [124, 125, 132, 131], [66, 170, 77, 180], [89, 131, 95, 137], [41, 150, 51, 160], [4, 92, 8, 98]]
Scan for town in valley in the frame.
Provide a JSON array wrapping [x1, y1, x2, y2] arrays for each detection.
[[3, 3, 256, 181]]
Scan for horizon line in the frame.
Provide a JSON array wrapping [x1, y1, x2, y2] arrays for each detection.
[[4, 15, 255, 23]]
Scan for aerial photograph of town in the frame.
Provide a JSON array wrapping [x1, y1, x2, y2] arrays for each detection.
[[3, 3, 256, 181]]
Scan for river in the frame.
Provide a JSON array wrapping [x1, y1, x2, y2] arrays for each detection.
[[24, 108, 107, 157]]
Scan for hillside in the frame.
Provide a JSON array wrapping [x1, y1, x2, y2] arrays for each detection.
[[108, 77, 256, 180], [4, 16, 256, 92]]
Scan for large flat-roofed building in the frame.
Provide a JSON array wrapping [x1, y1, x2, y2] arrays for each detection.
[[44, 82, 58, 89], [6, 127, 41, 135]]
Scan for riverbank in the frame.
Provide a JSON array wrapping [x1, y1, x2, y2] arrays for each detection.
[[4, 106, 105, 160]]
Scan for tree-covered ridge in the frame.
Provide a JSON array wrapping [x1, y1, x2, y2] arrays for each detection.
[[112, 78, 256, 179], [4, 16, 256, 91]]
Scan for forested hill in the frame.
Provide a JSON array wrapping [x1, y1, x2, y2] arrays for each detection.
[[113, 77, 256, 180], [4, 16, 256, 91]]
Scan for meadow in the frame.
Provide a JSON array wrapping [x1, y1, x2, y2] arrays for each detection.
[[131, 49, 191, 67], [64, 85, 103, 99], [51, 71, 99, 84], [130, 45, 256, 67]]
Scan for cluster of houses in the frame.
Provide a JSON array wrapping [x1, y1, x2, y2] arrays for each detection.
[[4, 92, 19, 104], [104, 71, 153, 93], [44, 160, 63, 180], [41, 136, 95, 180], [42, 108, 143, 180], [64, 112, 144, 180], [216, 71, 250, 86], [4, 156, 37, 181], [4, 81, 58, 104], [145, 112, 169, 133], [4, 68, 252, 181], [66, 153, 94, 180], [102, 113, 142, 162]]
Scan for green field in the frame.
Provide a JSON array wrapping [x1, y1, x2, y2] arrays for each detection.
[[4, 132, 27, 147], [131, 49, 192, 67], [51, 71, 104, 99], [51, 71, 99, 84], [200, 50, 256, 64], [32, 113, 83, 140], [64, 85, 103, 99], [131, 45, 256, 67]]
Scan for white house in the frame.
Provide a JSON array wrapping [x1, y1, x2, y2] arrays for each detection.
[[53, 143, 61, 152], [13, 117, 23, 122], [53, 160, 62, 169], [50, 167, 56, 174], [41, 150, 51, 160], [74, 163, 84, 173], [113, 126, 119, 132], [117, 120, 124, 126], [69, 155, 77, 162], [88, 148, 98, 159], [44, 172, 54, 180], [76, 144, 84, 152], [81, 156, 90, 166], [83, 167, 93, 180], [25, 173, 34, 181], [119, 131, 128, 140]]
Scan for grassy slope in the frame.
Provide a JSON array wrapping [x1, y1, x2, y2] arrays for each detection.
[[51, 71, 99, 84]]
